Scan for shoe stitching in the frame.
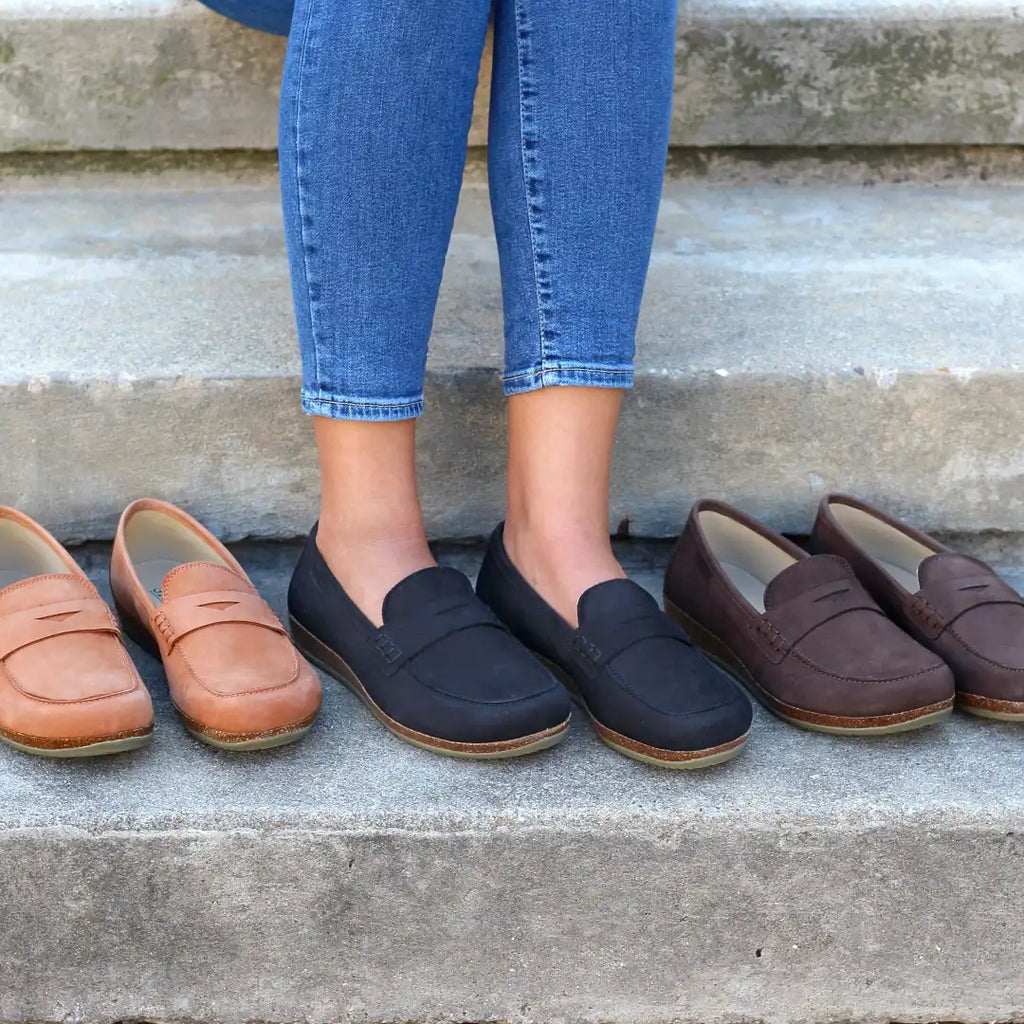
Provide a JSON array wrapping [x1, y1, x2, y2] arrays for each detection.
[[791, 647, 948, 684], [944, 627, 1024, 673]]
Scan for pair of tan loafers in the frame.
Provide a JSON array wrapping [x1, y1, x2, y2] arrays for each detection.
[[0, 499, 321, 757]]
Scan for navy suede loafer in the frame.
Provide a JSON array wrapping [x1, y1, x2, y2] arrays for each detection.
[[287, 526, 571, 759], [476, 524, 752, 768]]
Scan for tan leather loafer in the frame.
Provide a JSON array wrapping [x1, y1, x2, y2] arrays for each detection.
[[0, 508, 154, 757], [110, 499, 322, 750]]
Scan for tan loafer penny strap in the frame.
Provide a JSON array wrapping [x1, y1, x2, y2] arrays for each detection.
[[152, 590, 287, 653], [909, 573, 1024, 638], [0, 599, 121, 661], [750, 580, 885, 664]]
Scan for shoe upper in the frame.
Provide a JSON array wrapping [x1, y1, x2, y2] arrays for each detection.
[[812, 493, 1024, 704], [111, 499, 322, 738], [477, 523, 752, 753], [665, 499, 954, 719], [0, 507, 153, 746], [288, 525, 571, 745]]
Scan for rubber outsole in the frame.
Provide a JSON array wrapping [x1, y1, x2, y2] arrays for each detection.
[[529, 651, 748, 769], [0, 729, 152, 758], [289, 615, 570, 760], [959, 693, 1024, 721], [664, 596, 954, 736]]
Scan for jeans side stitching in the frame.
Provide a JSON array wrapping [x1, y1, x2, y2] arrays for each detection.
[[291, 0, 322, 390], [512, 0, 553, 363]]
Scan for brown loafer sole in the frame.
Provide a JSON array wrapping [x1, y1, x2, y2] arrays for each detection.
[[666, 598, 953, 736], [0, 724, 152, 759], [530, 649, 748, 769], [290, 616, 570, 760], [174, 705, 321, 751], [959, 692, 1024, 721]]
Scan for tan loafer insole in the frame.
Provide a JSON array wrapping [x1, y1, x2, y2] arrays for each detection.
[[699, 510, 797, 614], [124, 510, 230, 606], [0, 519, 72, 590], [828, 504, 937, 592]]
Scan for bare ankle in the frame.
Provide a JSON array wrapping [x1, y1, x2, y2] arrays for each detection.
[[316, 522, 435, 627], [503, 519, 625, 627]]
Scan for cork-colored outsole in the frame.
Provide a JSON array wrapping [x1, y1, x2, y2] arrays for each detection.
[[0, 727, 152, 758]]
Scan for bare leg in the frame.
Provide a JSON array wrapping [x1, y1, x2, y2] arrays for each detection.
[[503, 387, 627, 626], [313, 418, 435, 626]]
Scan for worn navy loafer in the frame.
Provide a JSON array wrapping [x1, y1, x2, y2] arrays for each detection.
[[288, 525, 571, 759], [476, 524, 752, 768]]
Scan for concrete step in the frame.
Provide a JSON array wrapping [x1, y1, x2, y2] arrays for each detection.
[[3, 161, 1024, 543], [2, 0, 1024, 152], [4, 538, 1024, 1024]]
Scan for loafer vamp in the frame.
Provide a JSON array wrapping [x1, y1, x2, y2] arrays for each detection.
[[375, 660, 570, 745], [793, 608, 947, 684], [589, 645, 753, 751], [937, 605, 1024, 700], [576, 581, 752, 751]]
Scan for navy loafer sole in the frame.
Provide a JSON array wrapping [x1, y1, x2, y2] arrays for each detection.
[[291, 615, 570, 759]]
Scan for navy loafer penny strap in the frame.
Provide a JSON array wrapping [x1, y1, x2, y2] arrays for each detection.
[[369, 596, 508, 677], [566, 612, 691, 680]]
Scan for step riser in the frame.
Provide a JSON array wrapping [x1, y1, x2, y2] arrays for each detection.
[[5, 369, 1024, 543], [2, 5, 1023, 152], [2, 825, 1020, 1024]]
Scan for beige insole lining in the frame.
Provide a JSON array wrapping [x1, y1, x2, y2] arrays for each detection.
[[125, 510, 229, 604], [699, 510, 797, 613], [829, 503, 936, 592], [0, 519, 70, 590]]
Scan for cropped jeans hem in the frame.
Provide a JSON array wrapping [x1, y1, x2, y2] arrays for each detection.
[[301, 389, 424, 421], [502, 362, 635, 397]]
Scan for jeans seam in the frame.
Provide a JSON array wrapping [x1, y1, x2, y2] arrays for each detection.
[[512, 0, 553, 364], [503, 364, 634, 384], [292, 0, 322, 391]]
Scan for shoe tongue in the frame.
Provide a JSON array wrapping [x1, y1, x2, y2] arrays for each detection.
[[917, 552, 996, 590], [577, 578, 658, 627], [160, 561, 251, 603], [763, 554, 854, 610], [0, 573, 97, 616], [382, 566, 473, 622]]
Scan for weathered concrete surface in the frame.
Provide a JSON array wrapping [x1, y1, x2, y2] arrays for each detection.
[[3, 167, 1024, 542], [2, 0, 1024, 151], [3, 541, 1024, 1024]]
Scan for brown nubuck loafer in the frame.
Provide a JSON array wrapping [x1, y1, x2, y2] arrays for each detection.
[[664, 500, 955, 735], [0, 507, 154, 757], [110, 499, 322, 750], [813, 494, 1024, 721]]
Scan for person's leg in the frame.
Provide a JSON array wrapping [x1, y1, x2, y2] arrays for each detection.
[[504, 389, 626, 624], [279, 0, 492, 625], [194, 0, 295, 35], [488, 0, 679, 625]]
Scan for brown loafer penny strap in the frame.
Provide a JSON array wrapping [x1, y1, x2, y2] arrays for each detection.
[[151, 590, 288, 654], [910, 573, 1024, 639], [0, 598, 121, 661], [751, 580, 885, 664]]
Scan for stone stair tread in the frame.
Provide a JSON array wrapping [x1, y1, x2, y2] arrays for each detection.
[[4, 169, 1024, 380]]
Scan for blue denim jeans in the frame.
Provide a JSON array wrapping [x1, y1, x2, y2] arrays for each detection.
[[199, 0, 677, 420]]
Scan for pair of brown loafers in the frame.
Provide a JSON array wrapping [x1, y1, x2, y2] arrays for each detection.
[[0, 499, 321, 757], [665, 494, 1024, 735]]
